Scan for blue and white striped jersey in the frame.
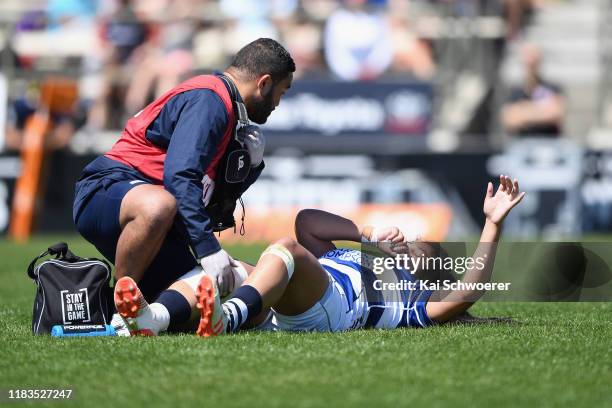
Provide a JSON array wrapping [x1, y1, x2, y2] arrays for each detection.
[[318, 248, 434, 329]]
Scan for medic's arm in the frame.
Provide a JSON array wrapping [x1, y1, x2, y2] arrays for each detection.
[[163, 90, 229, 259]]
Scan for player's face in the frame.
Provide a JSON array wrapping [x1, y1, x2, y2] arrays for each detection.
[[249, 74, 292, 124]]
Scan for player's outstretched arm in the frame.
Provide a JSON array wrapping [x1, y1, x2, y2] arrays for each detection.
[[426, 175, 525, 323]]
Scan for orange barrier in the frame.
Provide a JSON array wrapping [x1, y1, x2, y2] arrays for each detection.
[[9, 111, 50, 241], [218, 203, 453, 244]]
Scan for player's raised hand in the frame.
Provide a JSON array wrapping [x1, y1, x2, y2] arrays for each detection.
[[483, 175, 526, 225]]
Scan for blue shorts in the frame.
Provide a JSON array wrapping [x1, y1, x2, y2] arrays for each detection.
[[73, 156, 197, 301], [265, 274, 352, 332], [257, 272, 434, 333]]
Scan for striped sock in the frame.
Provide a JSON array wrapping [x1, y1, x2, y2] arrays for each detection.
[[222, 285, 262, 333]]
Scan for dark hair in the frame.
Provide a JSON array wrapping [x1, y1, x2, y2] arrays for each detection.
[[229, 38, 295, 83]]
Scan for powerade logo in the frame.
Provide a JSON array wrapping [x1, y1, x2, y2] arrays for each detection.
[[63, 325, 104, 330], [60, 288, 91, 324]]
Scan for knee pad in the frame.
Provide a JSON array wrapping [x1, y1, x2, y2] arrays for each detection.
[[261, 244, 295, 280], [178, 266, 205, 292]]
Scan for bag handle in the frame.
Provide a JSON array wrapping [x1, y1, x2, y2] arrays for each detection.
[[48, 242, 68, 257], [27, 242, 87, 279]]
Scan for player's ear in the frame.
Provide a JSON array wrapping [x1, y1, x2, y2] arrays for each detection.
[[257, 74, 273, 96]]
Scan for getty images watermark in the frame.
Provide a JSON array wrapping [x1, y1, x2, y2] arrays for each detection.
[[358, 241, 612, 302], [370, 251, 510, 293]]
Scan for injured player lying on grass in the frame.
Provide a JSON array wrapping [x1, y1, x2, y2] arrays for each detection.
[[112, 175, 524, 336]]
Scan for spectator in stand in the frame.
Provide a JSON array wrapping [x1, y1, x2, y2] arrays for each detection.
[[324, 0, 394, 80], [219, 0, 280, 55], [87, 0, 151, 129], [123, 0, 200, 117], [281, 12, 325, 78], [387, 0, 435, 79], [502, 43, 565, 137], [300, 0, 338, 21], [192, 20, 227, 71]]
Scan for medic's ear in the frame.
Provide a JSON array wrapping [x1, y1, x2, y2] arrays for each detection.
[[257, 74, 273, 95]]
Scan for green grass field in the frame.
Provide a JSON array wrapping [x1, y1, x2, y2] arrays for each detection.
[[1, 236, 611, 407]]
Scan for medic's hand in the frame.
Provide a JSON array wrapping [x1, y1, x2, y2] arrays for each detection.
[[199, 249, 235, 297], [241, 125, 265, 167]]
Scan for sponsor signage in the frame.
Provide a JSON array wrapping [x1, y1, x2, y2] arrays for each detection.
[[263, 80, 433, 136], [218, 203, 453, 244]]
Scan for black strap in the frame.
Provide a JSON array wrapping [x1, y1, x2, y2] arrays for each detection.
[[217, 74, 249, 126], [47, 242, 84, 263], [238, 197, 246, 236], [217, 73, 238, 101], [27, 242, 103, 279]]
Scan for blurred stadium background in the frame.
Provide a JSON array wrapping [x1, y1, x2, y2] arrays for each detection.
[[1, 0, 611, 244]]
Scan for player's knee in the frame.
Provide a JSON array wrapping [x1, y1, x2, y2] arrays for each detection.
[[274, 237, 300, 255], [264, 238, 297, 279]]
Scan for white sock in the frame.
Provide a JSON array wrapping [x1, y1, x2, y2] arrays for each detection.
[[132, 302, 170, 334], [110, 313, 131, 337]]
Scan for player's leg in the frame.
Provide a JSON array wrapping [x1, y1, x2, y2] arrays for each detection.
[[114, 269, 198, 336], [114, 276, 164, 336], [113, 252, 252, 336], [113, 237, 333, 336], [115, 184, 177, 282], [197, 237, 331, 336], [242, 237, 330, 314], [162, 260, 254, 332], [125, 248, 310, 334]]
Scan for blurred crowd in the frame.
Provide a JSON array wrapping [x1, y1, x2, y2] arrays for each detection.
[[2, 0, 545, 151]]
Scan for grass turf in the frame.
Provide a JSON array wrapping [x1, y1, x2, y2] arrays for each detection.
[[0, 235, 611, 407]]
